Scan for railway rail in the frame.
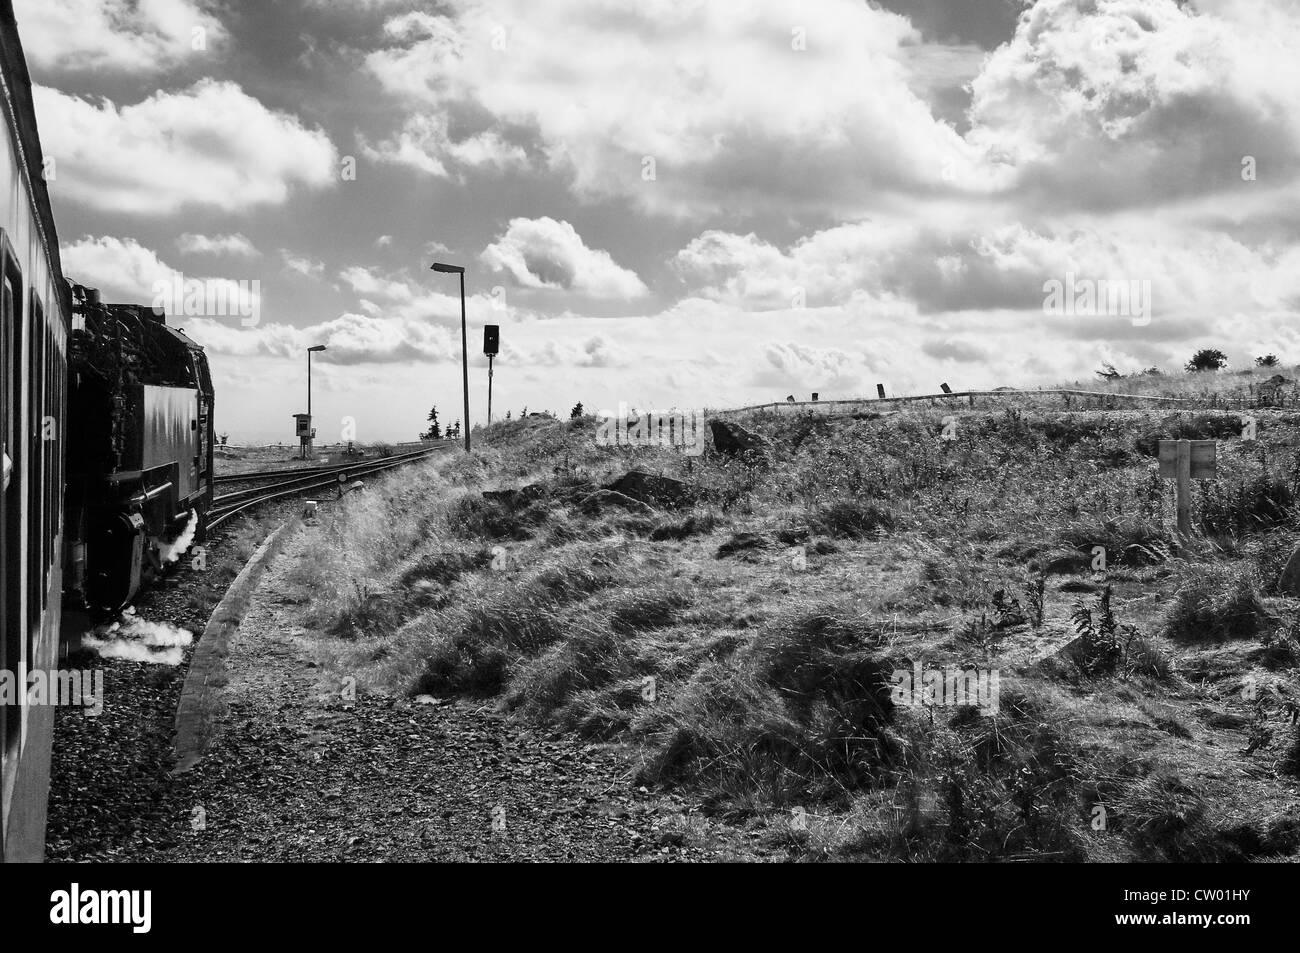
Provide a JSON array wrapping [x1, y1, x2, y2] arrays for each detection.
[[213, 443, 449, 485], [207, 444, 450, 530]]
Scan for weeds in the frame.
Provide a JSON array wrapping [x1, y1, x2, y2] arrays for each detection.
[[1160, 566, 1272, 644]]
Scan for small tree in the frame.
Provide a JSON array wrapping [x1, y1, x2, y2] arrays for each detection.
[[570, 401, 584, 419], [1095, 362, 1122, 381], [448, 421, 460, 439], [420, 405, 442, 440], [505, 410, 512, 420], [1185, 349, 1228, 372], [1256, 354, 1280, 367]]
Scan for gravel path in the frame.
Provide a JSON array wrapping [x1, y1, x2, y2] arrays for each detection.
[[52, 523, 772, 862]]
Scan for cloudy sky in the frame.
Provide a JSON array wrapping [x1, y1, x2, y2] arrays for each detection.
[[19, 0, 1300, 442]]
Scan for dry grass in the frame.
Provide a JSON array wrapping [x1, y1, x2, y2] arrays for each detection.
[[287, 387, 1300, 861]]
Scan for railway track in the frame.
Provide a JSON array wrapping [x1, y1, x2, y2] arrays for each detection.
[[207, 444, 451, 530], [213, 443, 449, 485]]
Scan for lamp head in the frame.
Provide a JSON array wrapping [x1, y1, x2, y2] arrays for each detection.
[[431, 262, 464, 274]]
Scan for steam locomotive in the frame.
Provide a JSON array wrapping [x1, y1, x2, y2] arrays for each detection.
[[0, 1, 215, 861], [63, 285, 216, 616]]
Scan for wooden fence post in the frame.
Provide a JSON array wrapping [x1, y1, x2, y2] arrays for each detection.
[[1176, 438, 1192, 539]]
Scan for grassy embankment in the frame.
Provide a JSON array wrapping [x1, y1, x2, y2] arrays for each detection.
[[283, 367, 1300, 861]]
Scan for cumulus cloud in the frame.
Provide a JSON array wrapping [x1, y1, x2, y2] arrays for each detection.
[[61, 235, 260, 315], [177, 233, 260, 257], [481, 217, 647, 298], [966, 0, 1300, 209], [339, 265, 504, 327], [281, 251, 326, 279], [922, 338, 990, 364], [34, 81, 337, 215], [185, 311, 457, 365], [14, 0, 226, 73], [517, 334, 628, 368], [674, 215, 1289, 320], [364, 0, 986, 216], [753, 342, 862, 392], [363, 113, 529, 178]]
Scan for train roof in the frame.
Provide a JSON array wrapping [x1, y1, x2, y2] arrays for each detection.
[[0, 0, 68, 300]]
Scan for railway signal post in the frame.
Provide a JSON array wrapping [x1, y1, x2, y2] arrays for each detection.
[[484, 324, 499, 424]]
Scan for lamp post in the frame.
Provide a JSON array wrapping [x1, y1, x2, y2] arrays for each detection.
[[306, 344, 326, 458], [431, 261, 471, 452]]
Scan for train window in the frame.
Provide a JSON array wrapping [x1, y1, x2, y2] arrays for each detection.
[[34, 297, 52, 605], [28, 291, 44, 628], [1, 260, 22, 771]]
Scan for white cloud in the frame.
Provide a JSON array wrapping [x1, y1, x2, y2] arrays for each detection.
[[754, 342, 861, 392], [61, 234, 260, 315], [340, 265, 416, 300], [176, 233, 260, 257], [673, 215, 1293, 322], [365, 1, 986, 216], [966, 0, 1300, 209], [363, 113, 529, 178], [34, 81, 338, 215], [185, 311, 457, 366], [14, 0, 226, 73], [481, 217, 646, 298], [281, 251, 326, 279]]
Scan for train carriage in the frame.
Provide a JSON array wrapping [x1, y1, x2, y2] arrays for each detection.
[[0, 0, 71, 864]]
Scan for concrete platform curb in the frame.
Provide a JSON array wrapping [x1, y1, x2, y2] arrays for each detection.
[[172, 517, 302, 773]]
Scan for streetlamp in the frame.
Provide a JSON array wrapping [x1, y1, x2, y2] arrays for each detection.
[[306, 344, 326, 458], [430, 261, 471, 452]]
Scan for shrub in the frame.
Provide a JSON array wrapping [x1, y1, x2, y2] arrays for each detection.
[[1132, 413, 1245, 455], [400, 549, 492, 587], [1186, 349, 1228, 372], [807, 499, 897, 540], [1160, 566, 1272, 643], [649, 512, 720, 541], [638, 602, 895, 804], [450, 492, 549, 541]]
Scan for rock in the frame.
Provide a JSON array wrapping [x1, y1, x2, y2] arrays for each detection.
[[578, 490, 654, 515], [716, 532, 769, 559], [483, 484, 546, 508], [604, 470, 691, 508], [1279, 545, 1300, 595], [708, 419, 769, 459], [1032, 548, 1092, 576]]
